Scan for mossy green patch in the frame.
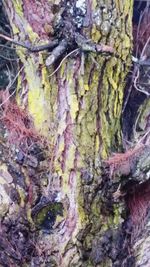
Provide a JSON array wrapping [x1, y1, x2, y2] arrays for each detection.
[[33, 202, 63, 229]]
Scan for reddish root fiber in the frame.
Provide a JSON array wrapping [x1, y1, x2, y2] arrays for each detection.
[[126, 181, 150, 243], [0, 91, 45, 152], [104, 143, 145, 176]]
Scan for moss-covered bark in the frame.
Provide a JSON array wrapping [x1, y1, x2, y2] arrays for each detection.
[[1, 0, 135, 266]]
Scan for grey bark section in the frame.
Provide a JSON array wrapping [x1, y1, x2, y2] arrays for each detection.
[[134, 221, 150, 267], [132, 145, 150, 183]]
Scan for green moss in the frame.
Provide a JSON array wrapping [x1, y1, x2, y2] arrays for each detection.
[[113, 204, 121, 226], [33, 202, 63, 229], [91, 197, 101, 217], [18, 187, 26, 208]]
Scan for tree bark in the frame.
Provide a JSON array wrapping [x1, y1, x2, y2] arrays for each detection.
[[1, 1, 150, 267]]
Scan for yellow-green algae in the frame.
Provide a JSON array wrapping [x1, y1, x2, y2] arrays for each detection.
[[33, 202, 63, 228]]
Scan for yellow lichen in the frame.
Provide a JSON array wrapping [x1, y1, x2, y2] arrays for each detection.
[[13, 0, 23, 17]]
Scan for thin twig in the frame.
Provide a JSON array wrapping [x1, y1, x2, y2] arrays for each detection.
[[133, 33, 150, 97], [133, 107, 143, 140], [48, 48, 80, 77], [141, 22, 150, 39], [0, 33, 59, 52], [140, 35, 150, 59], [136, 9, 145, 57], [0, 44, 16, 50], [138, 129, 150, 145], [0, 65, 24, 108], [0, 54, 19, 61], [6, 64, 12, 89], [122, 66, 138, 113], [133, 68, 150, 96], [124, 6, 150, 114], [0, 33, 30, 49]]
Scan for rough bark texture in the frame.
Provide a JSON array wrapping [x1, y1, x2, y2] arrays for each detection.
[[1, 1, 150, 267]]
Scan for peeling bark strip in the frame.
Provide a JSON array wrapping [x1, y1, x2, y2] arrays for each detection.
[[2, 1, 135, 266]]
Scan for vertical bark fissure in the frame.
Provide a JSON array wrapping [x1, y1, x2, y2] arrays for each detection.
[[96, 59, 108, 154]]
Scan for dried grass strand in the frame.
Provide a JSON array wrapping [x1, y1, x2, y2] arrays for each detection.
[[0, 65, 24, 109], [48, 48, 80, 77]]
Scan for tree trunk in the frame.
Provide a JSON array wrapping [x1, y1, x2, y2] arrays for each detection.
[[0, 0, 150, 266]]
